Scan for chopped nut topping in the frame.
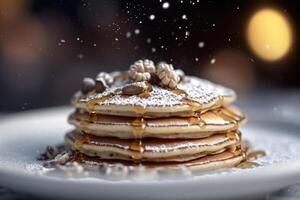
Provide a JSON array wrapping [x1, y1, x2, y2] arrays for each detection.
[[175, 69, 185, 81], [149, 72, 160, 85], [95, 78, 108, 93], [96, 72, 114, 86], [157, 62, 180, 89], [81, 77, 96, 94], [122, 81, 147, 95], [128, 59, 156, 82], [80, 59, 185, 95]]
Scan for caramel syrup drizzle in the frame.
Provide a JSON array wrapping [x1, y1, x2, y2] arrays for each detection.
[[236, 160, 259, 169], [212, 108, 239, 130], [226, 132, 239, 140], [130, 118, 146, 160], [79, 110, 100, 132], [226, 132, 242, 156], [138, 83, 153, 98], [131, 83, 153, 115], [85, 94, 113, 113], [170, 87, 206, 113], [236, 150, 266, 169], [74, 132, 91, 149], [221, 107, 244, 121], [81, 82, 239, 164], [171, 87, 227, 114], [188, 115, 205, 127], [247, 150, 266, 160], [183, 98, 203, 112], [132, 106, 147, 115]]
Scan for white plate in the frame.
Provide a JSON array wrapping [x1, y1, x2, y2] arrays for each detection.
[[1, 107, 300, 200]]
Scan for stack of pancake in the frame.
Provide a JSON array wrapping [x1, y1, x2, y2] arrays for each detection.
[[66, 62, 246, 171]]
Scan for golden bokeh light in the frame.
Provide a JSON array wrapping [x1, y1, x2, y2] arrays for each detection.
[[247, 8, 292, 61]]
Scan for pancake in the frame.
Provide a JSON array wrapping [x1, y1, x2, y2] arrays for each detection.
[[72, 76, 236, 118], [54, 60, 253, 173], [68, 106, 245, 139], [65, 130, 241, 162], [74, 150, 245, 172]]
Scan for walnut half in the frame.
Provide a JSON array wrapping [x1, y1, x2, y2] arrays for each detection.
[[128, 59, 156, 82], [157, 62, 180, 89]]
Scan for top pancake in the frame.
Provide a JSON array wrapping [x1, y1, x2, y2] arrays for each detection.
[[72, 75, 236, 118]]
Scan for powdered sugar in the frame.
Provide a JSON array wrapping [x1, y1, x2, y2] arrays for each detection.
[[178, 77, 235, 104], [77, 76, 235, 108]]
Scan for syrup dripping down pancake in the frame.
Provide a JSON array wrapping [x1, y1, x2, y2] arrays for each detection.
[[65, 130, 241, 162], [68, 106, 245, 139], [72, 76, 236, 118]]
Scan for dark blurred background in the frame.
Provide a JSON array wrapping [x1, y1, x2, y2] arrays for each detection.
[[0, 0, 299, 112]]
